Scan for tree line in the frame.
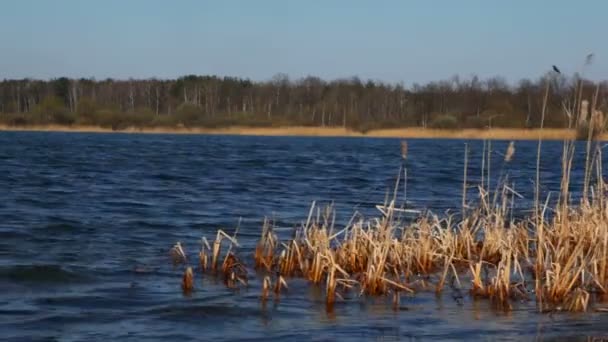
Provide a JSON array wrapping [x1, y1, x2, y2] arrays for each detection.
[[0, 73, 606, 131]]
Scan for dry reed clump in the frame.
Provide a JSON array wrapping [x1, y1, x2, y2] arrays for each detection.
[[254, 218, 278, 271], [170, 176, 608, 314], [167, 85, 608, 313], [169, 155, 608, 314], [170, 242, 187, 265], [169, 228, 252, 295]]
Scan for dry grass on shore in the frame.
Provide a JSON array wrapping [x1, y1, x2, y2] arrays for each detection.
[[0, 124, 598, 140]]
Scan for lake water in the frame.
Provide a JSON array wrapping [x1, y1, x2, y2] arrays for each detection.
[[1, 131, 607, 341]]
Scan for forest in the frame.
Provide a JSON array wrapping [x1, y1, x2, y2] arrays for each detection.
[[0, 72, 606, 132]]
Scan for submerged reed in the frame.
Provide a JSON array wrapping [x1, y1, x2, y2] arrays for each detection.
[[182, 267, 194, 294]]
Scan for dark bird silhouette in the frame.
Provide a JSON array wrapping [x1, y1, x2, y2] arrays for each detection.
[[552, 65, 561, 74]]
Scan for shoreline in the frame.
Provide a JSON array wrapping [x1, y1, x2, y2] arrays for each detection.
[[0, 124, 597, 140]]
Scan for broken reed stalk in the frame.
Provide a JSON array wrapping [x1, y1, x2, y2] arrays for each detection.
[[487, 139, 492, 197], [199, 237, 210, 272], [255, 218, 277, 271], [326, 264, 337, 310], [536, 78, 550, 221], [392, 290, 400, 311], [489, 142, 516, 210], [534, 78, 550, 309], [400, 140, 408, 160], [469, 261, 486, 297], [462, 143, 468, 216], [436, 251, 455, 294], [401, 140, 408, 206], [274, 275, 288, 297], [261, 276, 271, 302], [170, 242, 187, 265], [504, 141, 515, 163], [481, 140, 486, 199], [182, 267, 194, 294], [583, 84, 602, 200]]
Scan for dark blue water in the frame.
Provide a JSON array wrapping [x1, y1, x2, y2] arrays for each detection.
[[1, 131, 607, 341]]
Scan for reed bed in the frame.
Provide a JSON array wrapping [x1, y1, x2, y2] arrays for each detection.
[[174, 142, 608, 314], [168, 83, 608, 314]]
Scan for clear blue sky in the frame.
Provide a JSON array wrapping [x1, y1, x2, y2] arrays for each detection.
[[0, 0, 606, 84]]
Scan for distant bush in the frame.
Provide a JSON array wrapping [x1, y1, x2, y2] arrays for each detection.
[[352, 122, 376, 134], [76, 98, 99, 124], [494, 116, 527, 129], [129, 108, 157, 127], [430, 114, 458, 129], [94, 110, 120, 130], [195, 112, 278, 129], [543, 113, 567, 129], [1, 113, 34, 126], [150, 114, 178, 127], [175, 103, 203, 126], [465, 116, 486, 129], [35, 97, 74, 125], [198, 117, 236, 128], [351, 119, 409, 133], [52, 111, 76, 125]]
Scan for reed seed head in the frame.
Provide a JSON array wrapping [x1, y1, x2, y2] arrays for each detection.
[[579, 100, 590, 125], [592, 110, 604, 133], [170, 241, 187, 265], [504, 141, 515, 162], [400, 140, 408, 160]]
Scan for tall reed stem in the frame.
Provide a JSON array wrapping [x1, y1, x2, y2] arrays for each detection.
[[535, 78, 550, 310], [462, 143, 469, 216]]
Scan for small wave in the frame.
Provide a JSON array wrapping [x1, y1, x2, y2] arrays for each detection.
[[0, 264, 89, 284], [102, 198, 159, 208], [34, 222, 81, 233], [120, 219, 170, 230], [153, 173, 193, 183], [143, 301, 262, 321], [0, 230, 33, 239]]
